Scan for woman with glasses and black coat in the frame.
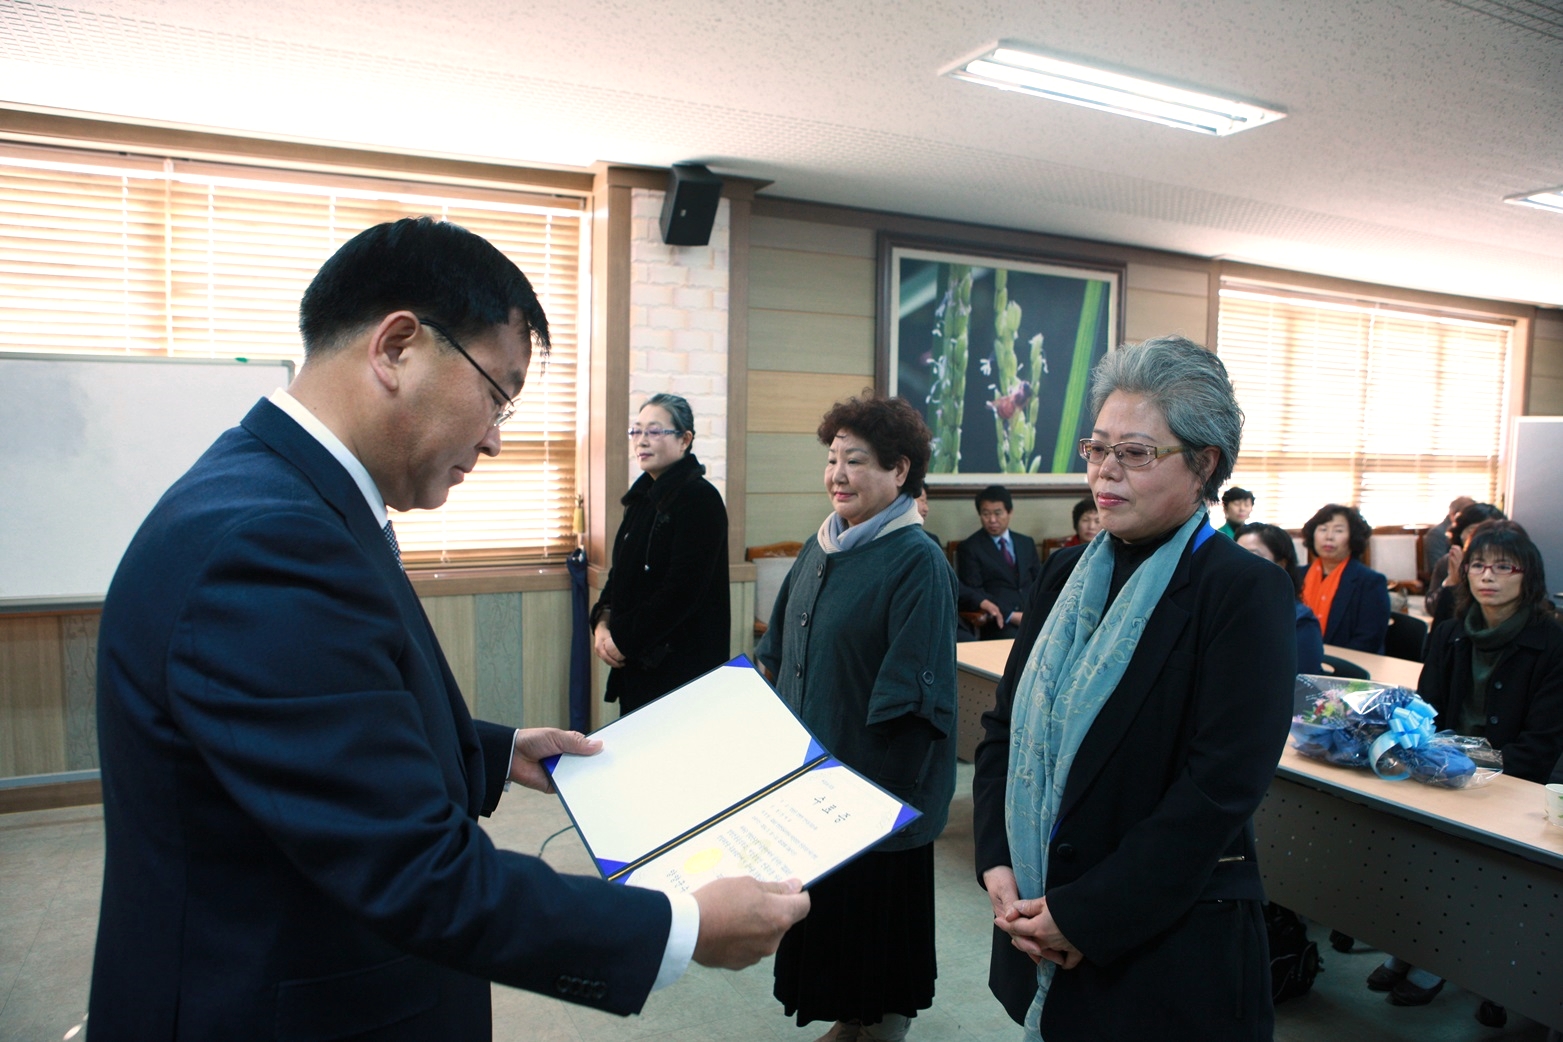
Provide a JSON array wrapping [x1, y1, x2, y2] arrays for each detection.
[[1366, 519, 1563, 1021], [590, 393, 731, 714]]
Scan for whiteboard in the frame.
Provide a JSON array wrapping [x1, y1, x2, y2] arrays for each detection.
[[0, 353, 293, 608], [1505, 416, 1563, 603]]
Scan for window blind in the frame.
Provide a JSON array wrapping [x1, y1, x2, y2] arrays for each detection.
[[1217, 285, 1513, 529], [0, 143, 585, 564]]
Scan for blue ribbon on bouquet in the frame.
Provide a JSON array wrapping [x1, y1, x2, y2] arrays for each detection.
[[1368, 698, 1438, 780]]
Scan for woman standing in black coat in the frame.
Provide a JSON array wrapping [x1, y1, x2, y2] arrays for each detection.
[[590, 394, 730, 713]]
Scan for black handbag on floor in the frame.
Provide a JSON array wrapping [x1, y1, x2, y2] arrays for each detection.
[[1264, 903, 1322, 1003]]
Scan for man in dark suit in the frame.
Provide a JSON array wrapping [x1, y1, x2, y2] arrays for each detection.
[[957, 485, 1042, 637], [89, 217, 807, 1041]]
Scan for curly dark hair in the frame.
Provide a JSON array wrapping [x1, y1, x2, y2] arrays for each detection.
[[816, 392, 931, 498], [1302, 504, 1372, 562], [1236, 522, 1303, 597], [1453, 520, 1553, 619]]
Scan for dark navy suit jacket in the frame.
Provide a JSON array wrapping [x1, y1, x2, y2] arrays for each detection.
[[957, 529, 1042, 634], [90, 399, 670, 1041], [1320, 557, 1392, 654]]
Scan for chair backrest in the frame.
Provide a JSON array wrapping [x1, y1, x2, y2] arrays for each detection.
[[1384, 611, 1429, 663], [1041, 536, 1070, 561], [746, 541, 803, 626], [1319, 654, 1370, 680], [1368, 532, 1420, 583], [945, 540, 962, 567]]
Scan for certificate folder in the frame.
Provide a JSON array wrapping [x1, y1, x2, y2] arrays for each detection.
[[544, 656, 921, 894]]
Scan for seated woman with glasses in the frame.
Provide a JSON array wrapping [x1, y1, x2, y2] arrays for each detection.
[[1300, 503, 1391, 654], [589, 393, 730, 714], [974, 336, 1295, 1040], [1366, 519, 1563, 1023]]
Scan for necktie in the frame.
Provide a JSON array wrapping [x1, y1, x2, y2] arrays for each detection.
[[383, 519, 402, 568], [1000, 536, 1015, 568]]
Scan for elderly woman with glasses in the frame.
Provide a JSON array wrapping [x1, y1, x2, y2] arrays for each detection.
[[758, 393, 956, 1042], [972, 336, 1295, 1041], [1365, 519, 1563, 1022], [589, 393, 730, 714]]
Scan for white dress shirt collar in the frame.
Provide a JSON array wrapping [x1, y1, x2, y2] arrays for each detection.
[[268, 388, 388, 527]]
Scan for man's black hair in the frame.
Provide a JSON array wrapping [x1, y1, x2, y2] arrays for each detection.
[[299, 217, 550, 358]]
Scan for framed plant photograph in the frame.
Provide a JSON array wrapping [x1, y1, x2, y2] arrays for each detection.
[[879, 236, 1124, 487]]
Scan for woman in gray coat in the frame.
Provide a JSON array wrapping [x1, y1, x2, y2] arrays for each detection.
[[757, 392, 957, 1042]]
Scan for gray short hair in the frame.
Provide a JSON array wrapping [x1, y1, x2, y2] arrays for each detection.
[[1088, 335, 1242, 503], [641, 393, 695, 436]]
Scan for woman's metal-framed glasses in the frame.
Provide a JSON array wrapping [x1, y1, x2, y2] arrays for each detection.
[[627, 426, 682, 439], [1465, 560, 1523, 577], [1077, 439, 1185, 468], [418, 317, 517, 428]]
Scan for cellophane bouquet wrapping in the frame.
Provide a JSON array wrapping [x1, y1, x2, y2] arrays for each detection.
[[1290, 675, 1502, 788]]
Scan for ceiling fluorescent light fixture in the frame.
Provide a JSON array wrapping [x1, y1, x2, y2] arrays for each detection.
[[943, 41, 1286, 136], [1505, 186, 1563, 216]]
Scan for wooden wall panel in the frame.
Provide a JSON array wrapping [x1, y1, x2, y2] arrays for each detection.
[[1125, 288, 1210, 345], [420, 595, 477, 713], [729, 580, 756, 660], [0, 615, 66, 777], [750, 216, 874, 257], [1528, 314, 1563, 415], [748, 371, 871, 433], [748, 310, 875, 374], [473, 593, 524, 728], [520, 589, 572, 731], [747, 433, 826, 494], [742, 493, 826, 547], [748, 247, 875, 317], [60, 614, 99, 770]]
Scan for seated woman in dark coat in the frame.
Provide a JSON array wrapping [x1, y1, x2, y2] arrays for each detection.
[[590, 393, 730, 714], [1300, 503, 1391, 654], [1368, 520, 1563, 1022], [973, 335, 1295, 1041], [1236, 522, 1324, 675]]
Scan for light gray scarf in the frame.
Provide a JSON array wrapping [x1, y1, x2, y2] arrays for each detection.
[[1005, 510, 1206, 1038], [817, 493, 921, 553]]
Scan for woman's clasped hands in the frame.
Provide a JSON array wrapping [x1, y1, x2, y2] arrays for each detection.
[[983, 866, 1082, 970]]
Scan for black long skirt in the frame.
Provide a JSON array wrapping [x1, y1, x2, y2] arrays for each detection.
[[773, 843, 938, 1026]]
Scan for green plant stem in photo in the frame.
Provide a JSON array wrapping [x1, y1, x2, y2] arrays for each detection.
[[928, 264, 971, 472], [1051, 280, 1106, 472], [989, 269, 1041, 474]]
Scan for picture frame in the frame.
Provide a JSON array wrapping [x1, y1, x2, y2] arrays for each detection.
[[878, 235, 1124, 489]]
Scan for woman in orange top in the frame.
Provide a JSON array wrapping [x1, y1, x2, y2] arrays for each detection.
[[1300, 504, 1391, 654]]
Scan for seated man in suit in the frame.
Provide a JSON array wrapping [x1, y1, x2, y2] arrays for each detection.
[[89, 217, 808, 1042], [957, 484, 1042, 638]]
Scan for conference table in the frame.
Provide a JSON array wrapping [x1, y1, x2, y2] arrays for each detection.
[[954, 638, 1563, 1030]]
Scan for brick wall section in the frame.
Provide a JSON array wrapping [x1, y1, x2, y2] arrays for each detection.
[[627, 188, 730, 500]]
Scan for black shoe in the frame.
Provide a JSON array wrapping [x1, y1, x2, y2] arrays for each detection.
[[1329, 930, 1355, 953], [1387, 977, 1445, 1006], [1475, 1001, 1507, 1027], [1366, 964, 1407, 991]]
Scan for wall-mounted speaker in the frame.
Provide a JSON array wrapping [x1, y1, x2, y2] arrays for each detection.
[[659, 163, 724, 246]]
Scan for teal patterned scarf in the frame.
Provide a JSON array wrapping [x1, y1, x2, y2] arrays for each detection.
[[1005, 509, 1206, 1038]]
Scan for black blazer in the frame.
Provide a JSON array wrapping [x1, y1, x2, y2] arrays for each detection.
[[592, 451, 730, 713], [972, 525, 1295, 1040], [90, 400, 670, 1041], [1419, 611, 1563, 784], [1319, 557, 1391, 654], [957, 529, 1042, 628]]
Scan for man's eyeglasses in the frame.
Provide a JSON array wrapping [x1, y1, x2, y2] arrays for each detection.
[[1466, 560, 1523, 577], [627, 426, 682, 439], [418, 317, 517, 428], [1078, 439, 1185, 468]]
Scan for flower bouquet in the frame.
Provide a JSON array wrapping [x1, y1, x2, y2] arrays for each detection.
[[1290, 675, 1502, 788]]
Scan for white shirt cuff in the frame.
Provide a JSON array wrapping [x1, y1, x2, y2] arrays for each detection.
[[652, 892, 700, 990], [503, 729, 519, 791]]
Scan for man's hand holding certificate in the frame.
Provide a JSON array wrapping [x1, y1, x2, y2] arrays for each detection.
[[546, 657, 922, 895]]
